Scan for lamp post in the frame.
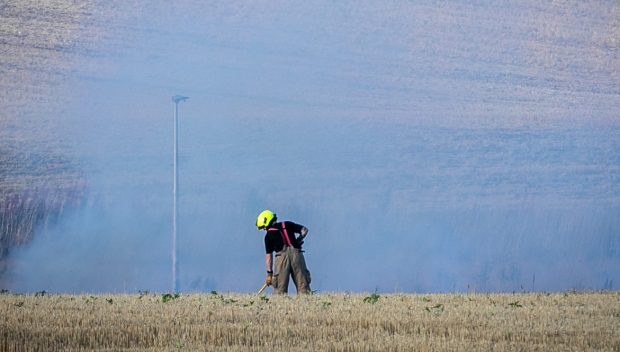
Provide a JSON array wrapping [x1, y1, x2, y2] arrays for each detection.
[[172, 95, 188, 293]]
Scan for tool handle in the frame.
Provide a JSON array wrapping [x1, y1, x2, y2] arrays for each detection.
[[257, 283, 268, 295]]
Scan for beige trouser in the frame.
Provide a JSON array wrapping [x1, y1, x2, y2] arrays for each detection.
[[273, 246, 311, 294]]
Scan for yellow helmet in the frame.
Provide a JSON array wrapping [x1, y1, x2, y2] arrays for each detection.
[[256, 210, 276, 229]]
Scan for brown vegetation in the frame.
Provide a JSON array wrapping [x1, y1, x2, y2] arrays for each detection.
[[1, 291, 618, 351]]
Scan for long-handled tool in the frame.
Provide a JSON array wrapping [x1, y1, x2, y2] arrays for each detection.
[[257, 282, 268, 295]]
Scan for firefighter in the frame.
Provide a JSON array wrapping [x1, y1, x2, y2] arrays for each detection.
[[256, 210, 312, 294]]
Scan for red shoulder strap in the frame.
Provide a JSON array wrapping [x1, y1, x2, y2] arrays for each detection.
[[281, 222, 293, 247]]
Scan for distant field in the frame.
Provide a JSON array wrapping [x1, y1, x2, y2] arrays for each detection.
[[1, 291, 618, 351], [0, 0, 106, 280]]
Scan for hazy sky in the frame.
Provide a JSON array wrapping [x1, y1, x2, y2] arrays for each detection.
[[6, 1, 620, 293]]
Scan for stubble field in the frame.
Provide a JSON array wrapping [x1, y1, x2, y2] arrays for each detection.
[[1, 291, 618, 351]]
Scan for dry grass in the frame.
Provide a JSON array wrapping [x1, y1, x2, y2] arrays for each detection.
[[1, 291, 618, 351]]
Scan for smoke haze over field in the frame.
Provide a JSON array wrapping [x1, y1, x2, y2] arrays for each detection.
[[3, 1, 619, 293]]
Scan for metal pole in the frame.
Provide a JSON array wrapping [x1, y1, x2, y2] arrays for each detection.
[[173, 101, 178, 293], [172, 95, 188, 293]]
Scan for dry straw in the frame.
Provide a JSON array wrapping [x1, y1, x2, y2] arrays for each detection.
[[1, 291, 619, 351]]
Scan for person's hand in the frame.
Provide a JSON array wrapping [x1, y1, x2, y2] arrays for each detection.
[[266, 272, 273, 286]]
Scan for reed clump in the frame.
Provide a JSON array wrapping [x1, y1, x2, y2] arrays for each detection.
[[1, 291, 618, 351], [0, 183, 86, 278]]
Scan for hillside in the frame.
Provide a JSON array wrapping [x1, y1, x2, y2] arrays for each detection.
[[1, 1, 619, 293], [0, 0, 118, 278]]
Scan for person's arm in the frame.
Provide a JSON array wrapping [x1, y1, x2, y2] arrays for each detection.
[[265, 252, 273, 273], [265, 252, 273, 286], [288, 221, 308, 242]]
